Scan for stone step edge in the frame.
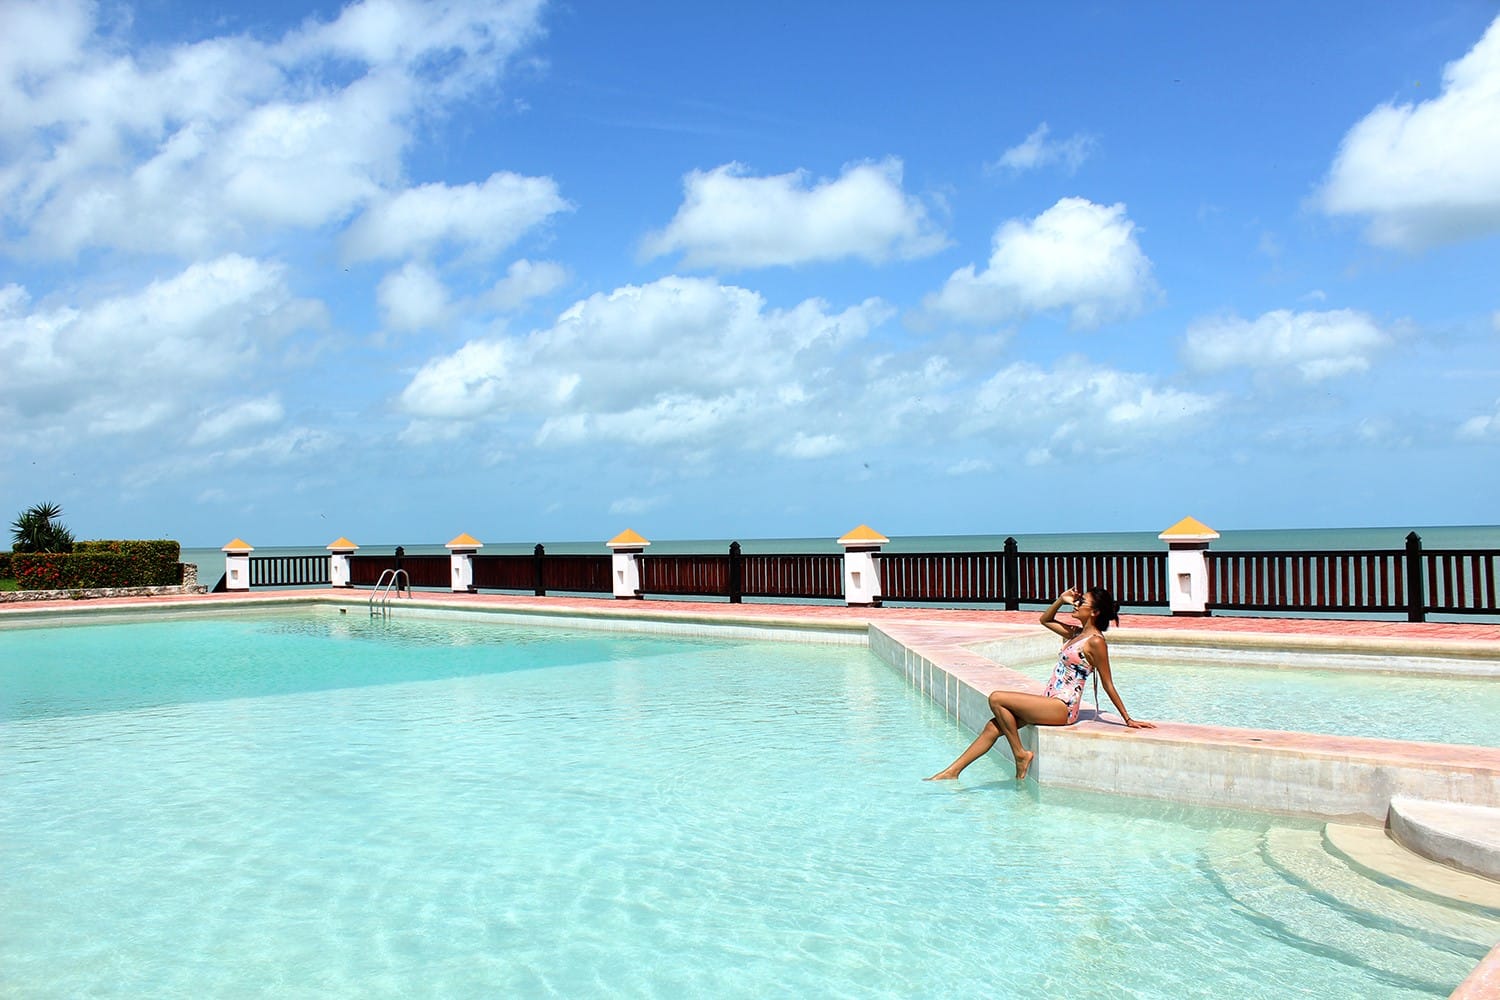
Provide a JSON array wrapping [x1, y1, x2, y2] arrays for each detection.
[[1389, 797, 1500, 882], [1324, 823, 1500, 916], [1258, 828, 1500, 954]]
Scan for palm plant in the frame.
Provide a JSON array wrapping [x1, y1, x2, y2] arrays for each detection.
[[10, 502, 75, 553]]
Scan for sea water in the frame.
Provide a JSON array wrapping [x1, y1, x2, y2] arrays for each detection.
[[0, 609, 1482, 997]]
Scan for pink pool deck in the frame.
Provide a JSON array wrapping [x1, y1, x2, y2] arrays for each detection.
[[6, 589, 1499, 997]]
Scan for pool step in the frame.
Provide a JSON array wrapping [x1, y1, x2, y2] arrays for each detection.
[[1326, 822, 1500, 913], [1203, 829, 1488, 993], [1262, 827, 1500, 955], [1388, 797, 1500, 882]]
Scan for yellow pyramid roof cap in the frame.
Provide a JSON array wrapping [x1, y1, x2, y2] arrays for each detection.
[[221, 538, 254, 552], [838, 524, 889, 545], [446, 532, 483, 549], [608, 528, 650, 548], [1158, 516, 1219, 540], [326, 537, 359, 551]]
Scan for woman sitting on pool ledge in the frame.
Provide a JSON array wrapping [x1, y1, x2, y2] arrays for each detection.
[[927, 585, 1154, 782]]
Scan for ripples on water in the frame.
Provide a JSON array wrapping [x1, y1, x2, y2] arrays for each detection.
[[0, 610, 1466, 998]]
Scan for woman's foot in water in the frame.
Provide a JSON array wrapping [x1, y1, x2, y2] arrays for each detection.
[[924, 768, 961, 781], [1014, 749, 1034, 781]]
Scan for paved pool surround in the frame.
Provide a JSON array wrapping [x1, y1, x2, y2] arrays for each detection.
[[4, 589, 1499, 997]]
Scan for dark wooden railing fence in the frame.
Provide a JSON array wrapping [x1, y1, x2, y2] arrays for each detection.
[[1206, 549, 1409, 615], [241, 531, 1497, 619], [635, 544, 843, 602], [249, 554, 330, 587], [1206, 533, 1499, 619], [350, 554, 449, 588], [881, 539, 1169, 610]]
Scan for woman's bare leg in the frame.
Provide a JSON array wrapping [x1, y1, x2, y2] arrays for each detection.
[[925, 719, 1001, 780], [989, 690, 1069, 780]]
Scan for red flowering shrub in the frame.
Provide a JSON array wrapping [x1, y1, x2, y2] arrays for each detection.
[[13, 540, 181, 590]]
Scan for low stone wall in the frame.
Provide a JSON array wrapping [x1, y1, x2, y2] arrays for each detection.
[[0, 563, 208, 603]]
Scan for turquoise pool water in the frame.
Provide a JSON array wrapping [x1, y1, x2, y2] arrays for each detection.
[[1001, 648, 1500, 746], [0, 610, 1484, 997]]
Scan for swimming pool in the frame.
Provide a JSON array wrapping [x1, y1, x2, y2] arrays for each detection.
[[990, 640, 1500, 746], [1, 609, 1490, 997]]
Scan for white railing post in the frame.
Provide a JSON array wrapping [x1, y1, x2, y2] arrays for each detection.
[[447, 533, 482, 593], [1159, 516, 1219, 616], [608, 529, 649, 599], [221, 538, 253, 591], [327, 537, 358, 588], [838, 524, 888, 607]]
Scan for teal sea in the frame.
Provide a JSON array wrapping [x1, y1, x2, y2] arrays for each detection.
[[181, 524, 1500, 594]]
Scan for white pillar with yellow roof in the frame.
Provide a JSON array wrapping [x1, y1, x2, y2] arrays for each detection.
[[222, 538, 253, 591], [327, 537, 358, 588], [1159, 516, 1219, 616], [839, 524, 888, 607], [447, 533, 482, 593], [607, 529, 649, 599]]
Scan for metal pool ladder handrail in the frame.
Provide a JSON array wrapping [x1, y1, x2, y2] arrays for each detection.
[[369, 569, 410, 617]]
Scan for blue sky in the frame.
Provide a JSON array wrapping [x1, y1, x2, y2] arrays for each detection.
[[3, 1, 1499, 548]]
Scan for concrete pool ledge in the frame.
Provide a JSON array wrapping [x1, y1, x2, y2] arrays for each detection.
[[868, 620, 1500, 825]]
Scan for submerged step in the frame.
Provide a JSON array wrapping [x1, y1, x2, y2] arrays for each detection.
[[1325, 823, 1500, 913], [1202, 829, 1481, 993], [1260, 827, 1500, 955], [1388, 797, 1500, 882]]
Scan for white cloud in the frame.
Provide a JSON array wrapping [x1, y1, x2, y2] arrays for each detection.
[[1182, 309, 1391, 380], [399, 275, 892, 450], [924, 197, 1157, 328], [485, 259, 569, 311], [0, 256, 323, 437], [966, 359, 1216, 456], [609, 495, 662, 515], [988, 123, 1095, 175], [640, 159, 947, 269], [2, 0, 549, 259], [1319, 15, 1500, 248], [1459, 399, 1500, 440], [190, 396, 285, 445], [946, 458, 993, 476], [342, 172, 571, 263], [377, 261, 451, 331]]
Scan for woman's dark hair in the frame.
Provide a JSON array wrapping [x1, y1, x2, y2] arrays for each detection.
[[1087, 586, 1120, 631]]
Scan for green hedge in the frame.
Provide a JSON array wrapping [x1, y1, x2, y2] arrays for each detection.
[[0, 550, 12, 578], [14, 540, 181, 590]]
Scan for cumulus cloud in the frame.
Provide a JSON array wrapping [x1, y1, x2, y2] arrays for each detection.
[[399, 275, 892, 450], [988, 123, 1096, 175], [190, 395, 286, 445], [924, 197, 1157, 328], [1318, 15, 1500, 248], [1182, 309, 1391, 380], [485, 259, 569, 311], [965, 358, 1216, 457], [2, 0, 551, 258], [1459, 399, 1500, 440], [0, 256, 323, 436], [342, 173, 571, 263], [640, 159, 946, 269], [377, 261, 451, 331]]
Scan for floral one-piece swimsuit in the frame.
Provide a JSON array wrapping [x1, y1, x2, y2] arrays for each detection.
[[1043, 633, 1093, 724]]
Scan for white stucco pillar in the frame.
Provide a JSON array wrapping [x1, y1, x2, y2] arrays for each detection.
[[608, 529, 649, 599], [838, 524, 888, 607], [447, 533, 482, 593], [221, 538, 253, 591], [327, 537, 358, 588], [1159, 516, 1219, 616]]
